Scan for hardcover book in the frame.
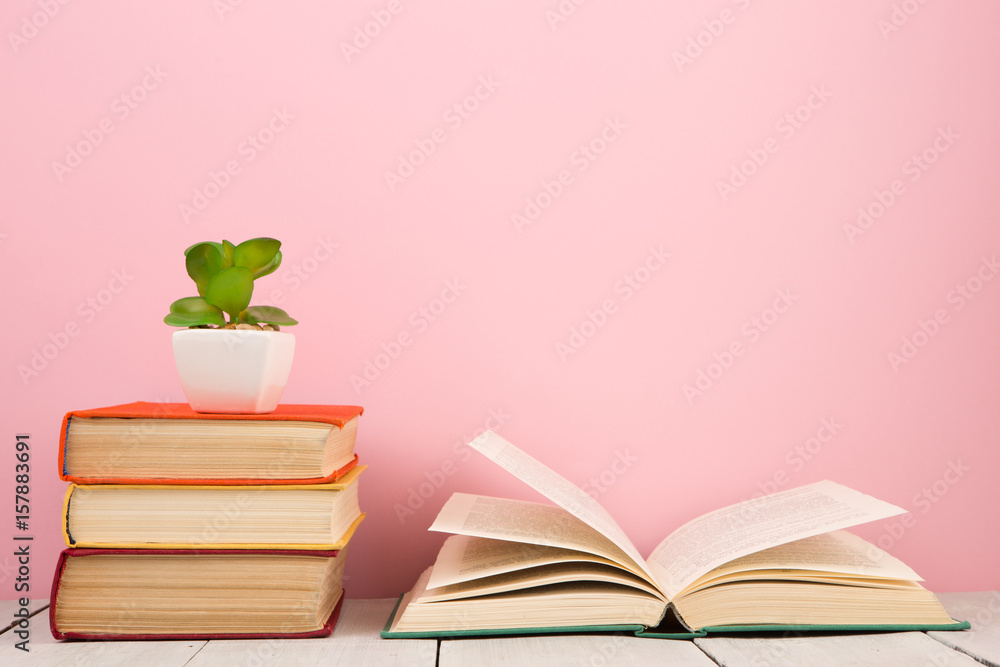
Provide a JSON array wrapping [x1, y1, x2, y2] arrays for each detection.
[[383, 432, 968, 639], [50, 548, 349, 639], [58, 402, 363, 484], [62, 466, 365, 550]]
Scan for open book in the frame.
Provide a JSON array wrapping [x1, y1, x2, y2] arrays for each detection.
[[383, 432, 967, 638]]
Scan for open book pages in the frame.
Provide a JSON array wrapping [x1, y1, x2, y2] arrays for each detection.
[[388, 567, 667, 633], [426, 534, 624, 589], [383, 431, 962, 636], [462, 431, 906, 599], [429, 494, 648, 580], [646, 479, 906, 598], [672, 581, 955, 630], [425, 529, 923, 602], [678, 530, 922, 594], [389, 528, 956, 633]]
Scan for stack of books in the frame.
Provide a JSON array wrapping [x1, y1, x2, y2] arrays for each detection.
[[48, 402, 365, 640]]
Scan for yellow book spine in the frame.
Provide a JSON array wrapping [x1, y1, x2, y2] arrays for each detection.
[[62, 484, 75, 547]]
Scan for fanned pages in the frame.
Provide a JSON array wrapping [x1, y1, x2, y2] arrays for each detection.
[[645, 479, 906, 598], [383, 431, 966, 638]]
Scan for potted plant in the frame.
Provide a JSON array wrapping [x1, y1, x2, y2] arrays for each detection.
[[164, 238, 298, 414]]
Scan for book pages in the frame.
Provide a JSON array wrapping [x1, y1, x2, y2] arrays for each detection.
[[429, 494, 648, 580], [647, 480, 906, 598], [684, 530, 922, 592], [467, 431, 656, 582], [421, 560, 664, 603], [427, 535, 625, 589]]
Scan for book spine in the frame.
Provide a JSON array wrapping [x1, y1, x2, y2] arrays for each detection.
[[61, 486, 75, 547]]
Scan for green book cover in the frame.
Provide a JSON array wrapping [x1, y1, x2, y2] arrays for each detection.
[[382, 594, 970, 640]]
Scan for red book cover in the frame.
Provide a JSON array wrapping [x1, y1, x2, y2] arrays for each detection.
[[50, 548, 347, 640], [59, 402, 363, 485]]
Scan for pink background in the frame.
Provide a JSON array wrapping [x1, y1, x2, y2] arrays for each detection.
[[3, 1, 999, 599]]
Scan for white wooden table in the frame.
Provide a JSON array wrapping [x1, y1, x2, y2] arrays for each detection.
[[4, 593, 998, 666]]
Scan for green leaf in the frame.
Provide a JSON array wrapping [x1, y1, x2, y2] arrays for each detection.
[[164, 297, 226, 327], [245, 305, 298, 326], [169, 296, 218, 313], [185, 243, 225, 296], [184, 241, 236, 270], [204, 266, 254, 318], [253, 250, 282, 279], [221, 240, 236, 268], [234, 238, 281, 275], [184, 241, 225, 257]]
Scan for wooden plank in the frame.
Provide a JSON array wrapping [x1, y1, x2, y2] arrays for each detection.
[[696, 631, 980, 666], [185, 598, 437, 667], [6, 637, 207, 667], [0, 603, 205, 667], [441, 633, 716, 666], [929, 591, 1000, 667], [0, 599, 48, 634]]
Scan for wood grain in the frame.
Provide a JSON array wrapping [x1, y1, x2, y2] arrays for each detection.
[[929, 591, 1000, 667], [184, 598, 437, 667], [441, 633, 717, 666], [696, 631, 982, 667]]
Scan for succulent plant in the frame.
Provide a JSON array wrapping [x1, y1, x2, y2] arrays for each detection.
[[164, 238, 298, 329]]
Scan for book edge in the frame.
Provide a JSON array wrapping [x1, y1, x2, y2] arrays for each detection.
[[60, 453, 360, 485], [63, 403, 364, 425], [379, 594, 652, 639], [64, 512, 366, 551], [51, 588, 345, 640], [378, 591, 970, 640]]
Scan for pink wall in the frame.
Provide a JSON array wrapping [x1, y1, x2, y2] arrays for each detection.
[[3, 1, 999, 600]]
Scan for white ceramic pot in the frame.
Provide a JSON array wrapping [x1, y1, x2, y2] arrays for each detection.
[[172, 329, 295, 414]]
